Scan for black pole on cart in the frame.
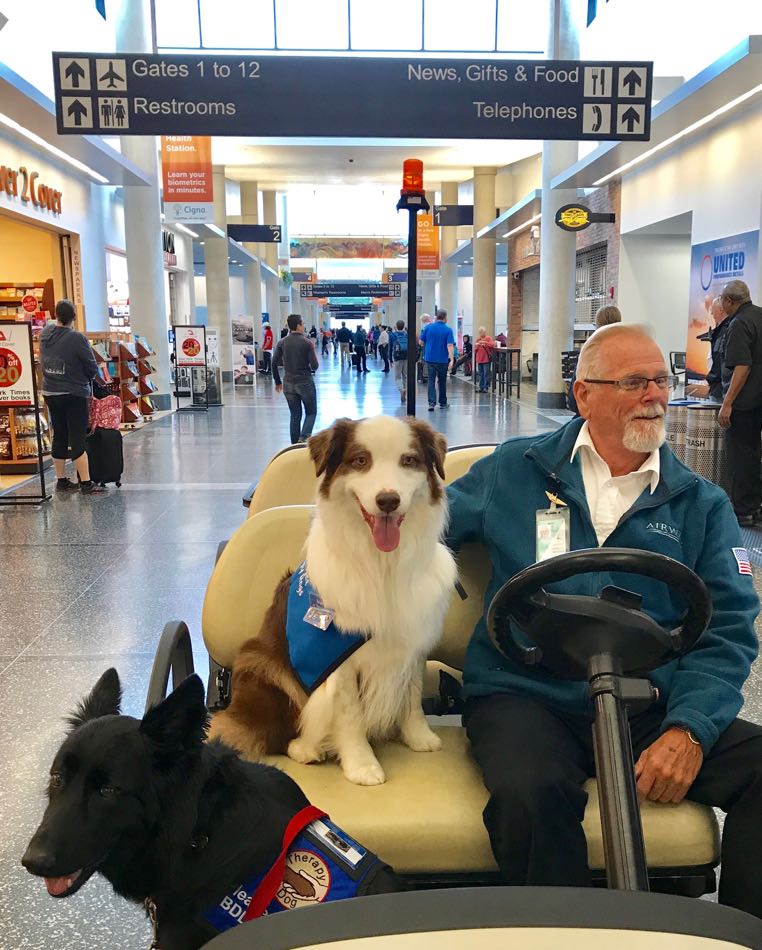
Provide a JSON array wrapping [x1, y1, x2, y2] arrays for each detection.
[[396, 160, 429, 418], [30, 323, 50, 504]]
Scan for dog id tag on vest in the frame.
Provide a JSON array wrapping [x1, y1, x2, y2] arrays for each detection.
[[304, 593, 336, 631]]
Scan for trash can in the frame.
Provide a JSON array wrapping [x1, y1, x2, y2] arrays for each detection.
[[528, 353, 538, 385], [666, 400, 699, 464], [684, 403, 730, 492]]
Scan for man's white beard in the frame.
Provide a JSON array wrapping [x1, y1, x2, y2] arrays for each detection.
[[623, 416, 666, 452]]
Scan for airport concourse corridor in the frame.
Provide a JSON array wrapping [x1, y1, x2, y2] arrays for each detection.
[[0, 354, 760, 949]]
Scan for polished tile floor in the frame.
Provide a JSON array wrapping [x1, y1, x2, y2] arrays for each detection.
[[0, 349, 760, 948]]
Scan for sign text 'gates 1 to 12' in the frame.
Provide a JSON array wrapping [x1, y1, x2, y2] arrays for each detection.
[[54, 54, 652, 142]]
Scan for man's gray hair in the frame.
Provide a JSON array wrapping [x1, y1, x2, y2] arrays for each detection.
[[722, 280, 751, 303], [577, 323, 656, 381], [436, 308, 447, 321]]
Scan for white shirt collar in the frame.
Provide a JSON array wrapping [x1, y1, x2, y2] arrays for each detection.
[[571, 421, 660, 493]]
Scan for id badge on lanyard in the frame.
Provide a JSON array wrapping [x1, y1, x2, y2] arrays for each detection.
[[536, 492, 570, 563]]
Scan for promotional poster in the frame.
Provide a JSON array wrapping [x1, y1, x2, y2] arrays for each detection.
[[686, 230, 759, 379]]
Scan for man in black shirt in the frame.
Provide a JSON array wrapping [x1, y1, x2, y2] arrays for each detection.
[[273, 313, 320, 444], [718, 281, 762, 525], [335, 322, 353, 370]]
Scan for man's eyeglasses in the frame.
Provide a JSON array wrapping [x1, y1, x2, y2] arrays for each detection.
[[583, 374, 679, 393]]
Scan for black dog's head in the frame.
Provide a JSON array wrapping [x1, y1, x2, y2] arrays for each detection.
[[22, 669, 208, 899]]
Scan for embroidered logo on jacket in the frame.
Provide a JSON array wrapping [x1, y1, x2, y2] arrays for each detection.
[[645, 522, 682, 544]]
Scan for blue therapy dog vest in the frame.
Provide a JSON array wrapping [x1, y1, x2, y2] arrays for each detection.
[[286, 564, 366, 693], [202, 810, 386, 932]]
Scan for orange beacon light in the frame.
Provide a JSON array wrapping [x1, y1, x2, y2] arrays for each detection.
[[401, 159, 424, 197]]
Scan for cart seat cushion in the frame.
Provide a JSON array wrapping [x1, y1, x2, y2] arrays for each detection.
[[267, 726, 720, 875], [248, 445, 316, 518]]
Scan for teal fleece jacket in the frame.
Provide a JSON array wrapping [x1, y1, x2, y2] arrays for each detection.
[[446, 419, 760, 753]]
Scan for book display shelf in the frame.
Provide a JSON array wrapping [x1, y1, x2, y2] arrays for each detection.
[[87, 332, 158, 427]]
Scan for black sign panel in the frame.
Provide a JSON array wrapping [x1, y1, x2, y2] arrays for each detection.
[[228, 224, 281, 243], [433, 205, 474, 226], [53, 53, 652, 141], [301, 283, 401, 298]]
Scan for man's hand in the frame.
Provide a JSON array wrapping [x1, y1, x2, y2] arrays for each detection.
[[685, 382, 709, 398], [634, 728, 703, 804], [275, 384, 283, 394], [718, 400, 733, 428]]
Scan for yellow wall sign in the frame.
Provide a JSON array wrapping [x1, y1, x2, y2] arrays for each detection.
[[0, 162, 62, 214], [555, 203, 615, 232]]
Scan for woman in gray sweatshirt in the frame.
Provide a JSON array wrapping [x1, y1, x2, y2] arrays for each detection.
[[39, 300, 104, 494]]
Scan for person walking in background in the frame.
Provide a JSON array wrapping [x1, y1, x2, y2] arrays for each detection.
[[336, 321, 353, 369], [717, 281, 762, 526], [40, 299, 105, 494], [273, 313, 319, 444], [687, 296, 734, 401], [392, 320, 408, 404], [261, 322, 273, 375], [451, 334, 472, 377], [321, 327, 332, 357], [378, 325, 390, 373], [566, 305, 622, 414], [421, 309, 454, 411], [353, 325, 369, 374], [473, 326, 495, 393]]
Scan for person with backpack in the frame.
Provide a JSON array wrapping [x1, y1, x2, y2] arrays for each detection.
[[392, 320, 409, 404], [353, 325, 369, 374]]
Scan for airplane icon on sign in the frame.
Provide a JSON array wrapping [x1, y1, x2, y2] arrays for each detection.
[[99, 60, 124, 89]]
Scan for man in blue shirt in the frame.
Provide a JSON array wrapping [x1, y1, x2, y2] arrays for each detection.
[[420, 309, 455, 411]]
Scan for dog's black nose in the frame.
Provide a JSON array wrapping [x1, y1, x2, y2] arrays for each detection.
[[22, 840, 56, 876], [376, 491, 401, 514]]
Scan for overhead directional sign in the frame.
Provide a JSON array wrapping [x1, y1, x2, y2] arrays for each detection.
[[433, 205, 474, 226], [53, 53, 653, 141], [228, 224, 282, 243], [301, 283, 402, 299]]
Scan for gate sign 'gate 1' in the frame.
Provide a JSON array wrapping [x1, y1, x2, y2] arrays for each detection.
[[53, 54, 652, 142]]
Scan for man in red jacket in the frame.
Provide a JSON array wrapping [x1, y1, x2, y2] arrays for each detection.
[[261, 322, 274, 375]]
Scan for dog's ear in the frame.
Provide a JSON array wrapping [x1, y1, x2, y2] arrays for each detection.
[[409, 419, 447, 481], [66, 668, 122, 731], [308, 418, 356, 478], [140, 675, 208, 768]]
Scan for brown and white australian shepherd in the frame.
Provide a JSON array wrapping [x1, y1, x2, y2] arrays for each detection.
[[208, 415, 457, 785]]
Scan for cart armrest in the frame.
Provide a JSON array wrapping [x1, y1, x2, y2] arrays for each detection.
[[144, 620, 195, 714], [242, 480, 257, 508]]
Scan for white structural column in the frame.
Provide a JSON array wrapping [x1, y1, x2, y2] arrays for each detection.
[[115, 0, 171, 406], [438, 181, 459, 324], [204, 165, 233, 377], [261, 191, 281, 333], [279, 193, 294, 321], [473, 167, 497, 338], [240, 182, 262, 346], [537, 0, 580, 408]]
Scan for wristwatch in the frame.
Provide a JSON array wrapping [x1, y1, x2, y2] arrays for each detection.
[[674, 726, 701, 746]]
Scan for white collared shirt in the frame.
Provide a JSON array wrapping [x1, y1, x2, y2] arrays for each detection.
[[571, 422, 660, 546]]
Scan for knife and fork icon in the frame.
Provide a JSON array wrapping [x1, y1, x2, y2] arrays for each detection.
[[591, 68, 606, 96]]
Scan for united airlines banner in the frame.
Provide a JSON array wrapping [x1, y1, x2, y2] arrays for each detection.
[[685, 230, 759, 379]]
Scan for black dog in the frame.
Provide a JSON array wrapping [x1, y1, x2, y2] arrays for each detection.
[[23, 669, 399, 949]]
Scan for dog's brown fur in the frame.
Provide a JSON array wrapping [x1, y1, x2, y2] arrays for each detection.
[[207, 573, 306, 757]]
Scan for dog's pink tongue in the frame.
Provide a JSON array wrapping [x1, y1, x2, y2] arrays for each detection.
[[372, 516, 401, 552], [44, 872, 79, 896]]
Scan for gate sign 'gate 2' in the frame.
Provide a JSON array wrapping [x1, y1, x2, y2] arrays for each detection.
[[53, 53, 652, 142]]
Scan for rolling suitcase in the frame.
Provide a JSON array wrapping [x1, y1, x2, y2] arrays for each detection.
[[86, 427, 124, 487], [351, 352, 360, 368]]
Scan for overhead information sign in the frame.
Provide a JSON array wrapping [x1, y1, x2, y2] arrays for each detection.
[[301, 283, 402, 298], [433, 205, 474, 226], [228, 224, 281, 243], [53, 53, 652, 141]]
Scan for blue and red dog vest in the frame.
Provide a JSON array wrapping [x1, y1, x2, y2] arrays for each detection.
[[202, 806, 387, 932], [285, 563, 366, 693]]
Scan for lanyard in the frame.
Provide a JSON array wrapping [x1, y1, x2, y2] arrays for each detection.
[[242, 804, 327, 922]]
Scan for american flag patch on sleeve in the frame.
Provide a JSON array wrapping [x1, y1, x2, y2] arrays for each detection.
[[732, 547, 753, 576]]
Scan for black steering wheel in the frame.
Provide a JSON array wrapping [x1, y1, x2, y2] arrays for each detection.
[[486, 548, 712, 680]]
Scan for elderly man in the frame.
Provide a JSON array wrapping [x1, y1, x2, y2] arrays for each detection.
[[717, 281, 762, 526], [447, 323, 761, 916], [687, 296, 734, 401]]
